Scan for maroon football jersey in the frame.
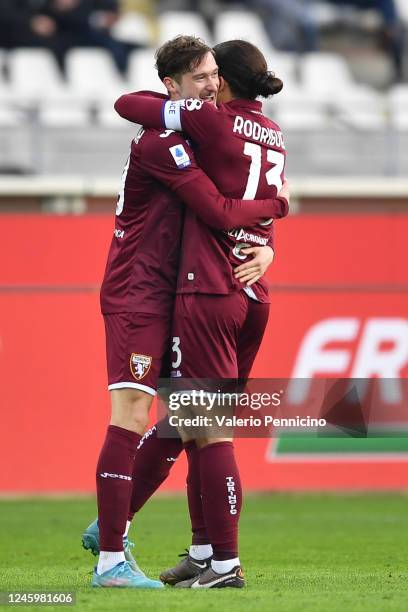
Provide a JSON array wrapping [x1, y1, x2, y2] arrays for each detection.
[[115, 93, 287, 302], [101, 126, 286, 315], [100, 128, 183, 316]]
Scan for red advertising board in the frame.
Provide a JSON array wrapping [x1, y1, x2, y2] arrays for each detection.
[[0, 214, 407, 493]]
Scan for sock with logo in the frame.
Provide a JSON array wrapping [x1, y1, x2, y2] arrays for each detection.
[[96, 425, 141, 552], [128, 420, 183, 519], [185, 441, 211, 547], [199, 441, 242, 561]]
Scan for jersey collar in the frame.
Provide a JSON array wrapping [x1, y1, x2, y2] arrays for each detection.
[[223, 99, 263, 113]]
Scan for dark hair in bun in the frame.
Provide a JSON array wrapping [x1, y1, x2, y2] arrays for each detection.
[[250, 71, 283, 98], [213, 40, 283, 100]]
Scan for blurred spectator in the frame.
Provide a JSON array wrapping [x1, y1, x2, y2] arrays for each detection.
[[158, 0, 220, 23], [247, 0, 318, 53], [325, 0, 405, 80], [246, 0, 404, 79], [0, 0, 141, 73], [228, 0, 404, 79]]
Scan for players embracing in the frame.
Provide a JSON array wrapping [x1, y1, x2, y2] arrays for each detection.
[[85, 35, 289, 589]]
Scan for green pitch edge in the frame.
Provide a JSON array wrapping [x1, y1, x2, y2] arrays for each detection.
[[276, 431, 408, 454]]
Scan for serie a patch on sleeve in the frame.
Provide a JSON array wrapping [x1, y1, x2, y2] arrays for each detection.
[[169, 144, 192, 169]]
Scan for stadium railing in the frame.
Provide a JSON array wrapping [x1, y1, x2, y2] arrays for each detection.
[[0, 176, 407, 214]]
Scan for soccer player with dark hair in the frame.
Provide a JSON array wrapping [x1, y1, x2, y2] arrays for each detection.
[[108, 39, 288, 589], [90, 35, 288, 588]]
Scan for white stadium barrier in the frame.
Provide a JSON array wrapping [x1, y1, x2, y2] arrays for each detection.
[[0, 175, 406, 206]]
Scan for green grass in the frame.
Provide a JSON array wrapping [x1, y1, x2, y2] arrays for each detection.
[[1, 494, 408, 611]]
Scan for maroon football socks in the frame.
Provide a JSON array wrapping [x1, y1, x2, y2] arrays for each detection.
[[128, 421, 183, 519], [184, 441, 210, 545], [199, 441, 242, 561], [96, 425, 141, 551]]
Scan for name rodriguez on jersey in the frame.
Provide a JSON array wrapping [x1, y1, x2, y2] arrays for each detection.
[[233, 115, 285, 148], [164, 98, 285, 147]]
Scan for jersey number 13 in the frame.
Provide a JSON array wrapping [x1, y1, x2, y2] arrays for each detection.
[[243, 143, 285, 199]]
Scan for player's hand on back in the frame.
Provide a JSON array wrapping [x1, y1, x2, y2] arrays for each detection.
[[234, 245, 274, 287]]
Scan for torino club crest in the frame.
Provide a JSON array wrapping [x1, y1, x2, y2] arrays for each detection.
[[130, 354, 152, 380]]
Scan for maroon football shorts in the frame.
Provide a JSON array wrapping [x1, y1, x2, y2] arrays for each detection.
[[104, 312, 171, 396], [170, 292, 270, 379]]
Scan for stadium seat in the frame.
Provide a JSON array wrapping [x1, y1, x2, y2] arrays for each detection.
[[38, 102, 90, 127], [313, 2, 382, 29], [8, 49, 68, 102], [300, 52, 354, 98], [0, 103, 20, 127], [157, 11, 213, 46], [111, 11, 153, 46], [334, 86, 386, 130], [388, 84, 408, 130], [98, 101, 130, 127], [264, 53, 325, 130], [0, 50, 14, 106], [213, 11, 273, 53], [264, 52, 298, 92], [266, 87, 328, 130], [299, 52, 385, 129], [395, 0, 408, 25], [127, 49, 167, 94], [65, 48, 125, 103], [311, 1, 340, 27], [0, 48, 5, 77]]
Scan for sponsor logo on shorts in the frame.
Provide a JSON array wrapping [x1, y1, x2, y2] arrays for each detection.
[[130, 353, 152, 380]]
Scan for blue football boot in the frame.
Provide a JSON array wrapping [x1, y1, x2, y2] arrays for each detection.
[[82, 518, 145, 576], [92, 561, 164, 588]]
